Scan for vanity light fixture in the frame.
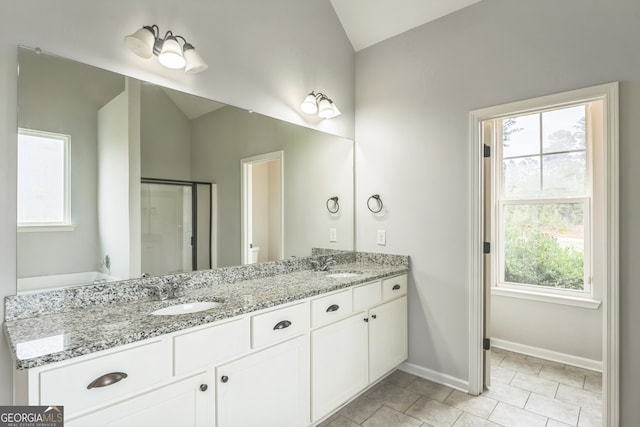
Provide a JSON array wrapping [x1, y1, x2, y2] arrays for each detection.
[[125, 25, 208, 74], [300, 91, 341, 119]]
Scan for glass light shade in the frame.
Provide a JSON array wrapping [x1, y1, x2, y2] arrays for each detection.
[[317, 98, 335, 119], [184, 47, 208, 74], [124, 27, 155, 59], [301, 93, 318, 114], [330, 103, 341, 118], [158, 37, 186, 69]]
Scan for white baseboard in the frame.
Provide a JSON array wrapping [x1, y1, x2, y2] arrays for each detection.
[[491, 338, 603, 372], [398, 362, 469, 393]]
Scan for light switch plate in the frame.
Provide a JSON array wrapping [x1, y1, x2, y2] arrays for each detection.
[[377, 230, 386, 246], [329, 228, 337, 242]]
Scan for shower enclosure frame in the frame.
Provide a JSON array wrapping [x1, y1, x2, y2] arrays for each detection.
[[141, 177, 214, 272]]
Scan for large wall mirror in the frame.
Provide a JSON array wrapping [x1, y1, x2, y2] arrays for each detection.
[[16, 46, 354, 293]]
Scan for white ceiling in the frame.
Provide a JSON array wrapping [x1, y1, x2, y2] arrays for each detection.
[[330, 0, 483, 51]]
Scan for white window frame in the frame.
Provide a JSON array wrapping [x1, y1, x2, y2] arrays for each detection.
[[17, 128, 74, 232], [494, 105, 593, 299]]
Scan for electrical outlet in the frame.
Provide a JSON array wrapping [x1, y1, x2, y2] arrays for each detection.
[[377, 230, 386, 246], [329, 228, 337, 242]]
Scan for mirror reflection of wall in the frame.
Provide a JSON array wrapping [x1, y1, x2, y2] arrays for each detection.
[[17, 47, 126, 291], [190, 105, 354, 267], [16, 46, 354, 293], [142, 84, 354, 268]]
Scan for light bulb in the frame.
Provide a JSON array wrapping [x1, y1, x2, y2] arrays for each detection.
[[184, 45, 208, 74], [158, 37, 186, 69], [300, 93, 318, 114], [317, 97, 334, 119]]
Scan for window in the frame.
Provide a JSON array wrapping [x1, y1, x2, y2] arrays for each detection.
[[17, 128, 72, 229], [492, 102, 600, 297]]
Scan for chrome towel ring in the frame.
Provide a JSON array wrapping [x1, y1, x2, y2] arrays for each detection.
[[367, 194, 383, 213]]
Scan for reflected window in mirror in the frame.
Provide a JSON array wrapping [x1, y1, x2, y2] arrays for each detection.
[[17, 128, 72, 230]]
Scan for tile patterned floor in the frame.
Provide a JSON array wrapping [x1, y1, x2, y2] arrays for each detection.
[[318, 348, 602, 427]]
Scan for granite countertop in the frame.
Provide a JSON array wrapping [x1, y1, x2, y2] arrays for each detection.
[[4, 261, 407, 370]]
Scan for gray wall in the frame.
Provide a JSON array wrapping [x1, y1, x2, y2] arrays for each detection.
[[491, 298, 602, 363], [354, 0, 639, 422], [0, 0, 354, 405], [141, 85, 192, 181], [191, 106, 354, 267]]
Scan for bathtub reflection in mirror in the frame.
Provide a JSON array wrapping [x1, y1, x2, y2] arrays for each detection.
[[16, 46, 354, 293]]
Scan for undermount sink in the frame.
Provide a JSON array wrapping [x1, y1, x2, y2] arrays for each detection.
[[325, 271, 362, 279], [150, 301, 222, 316]]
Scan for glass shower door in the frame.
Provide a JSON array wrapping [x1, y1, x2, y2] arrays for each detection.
[[141, 183, 193, 276]]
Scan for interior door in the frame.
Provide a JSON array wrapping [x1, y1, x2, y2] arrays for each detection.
[[482, 120, 495, 388]]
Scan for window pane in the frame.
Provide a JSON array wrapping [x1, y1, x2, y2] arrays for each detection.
[[543, 152, 586, 197], [17, 132, 66, 224], [502, 113, 540, 158], [542, 105, 586, 153], [503, 156, 540, 198], [503, 203, 585, 290]]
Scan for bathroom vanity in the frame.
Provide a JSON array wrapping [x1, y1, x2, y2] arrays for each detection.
[[4, 253, 408, 426]]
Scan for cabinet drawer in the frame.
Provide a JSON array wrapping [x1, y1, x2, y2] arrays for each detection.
[[174, 317, 250, 376], [382, 274, 407, 301], [353, 281, 381, 311], [311, 289, 353, 328], [251, 302, 309, 349], [39, 338, 172, 416]]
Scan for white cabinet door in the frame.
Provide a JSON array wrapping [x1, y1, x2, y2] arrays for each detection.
[[216, 335, 309, 427], [66, 372, 213, 427], [311, 312, 368, 422], [369, 296, 408, 382]]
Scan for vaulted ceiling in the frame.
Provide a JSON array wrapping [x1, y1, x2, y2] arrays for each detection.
[[329, 0, 483, 51]]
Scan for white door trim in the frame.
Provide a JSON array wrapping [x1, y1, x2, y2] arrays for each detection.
[[468, 82, 619, 427]]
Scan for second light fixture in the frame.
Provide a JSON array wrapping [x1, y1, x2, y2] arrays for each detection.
[[301, 91, 341, 119], [125, 25, 208, 74]]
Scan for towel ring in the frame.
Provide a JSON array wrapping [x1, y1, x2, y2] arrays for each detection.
[[367, 194, 383, 213], [326, 196, 340, 214]]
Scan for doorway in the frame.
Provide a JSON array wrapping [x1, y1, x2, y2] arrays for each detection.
[[241, 151, 284, 265], [468, 83, 619, 426]]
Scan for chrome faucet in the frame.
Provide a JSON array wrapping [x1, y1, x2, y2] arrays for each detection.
[[166, 280, 185, 299], [311, 257, 337, 272], [144, 279, 185, 301], [143, 283, 167, 301]]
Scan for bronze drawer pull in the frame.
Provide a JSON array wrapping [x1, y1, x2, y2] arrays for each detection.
[[87, 372, 128, 389], [273, 320, 292, 330], [326, 304, 340, 312], [392, 284, 401, 290]]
